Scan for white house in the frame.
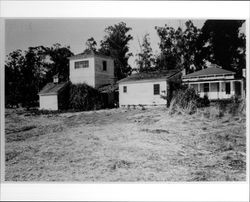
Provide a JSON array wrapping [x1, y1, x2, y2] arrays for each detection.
[[38, 50, 115, 110], [182, 64, 245, 100], [68, 50, 115, 88], [118, 70, 181, 107]]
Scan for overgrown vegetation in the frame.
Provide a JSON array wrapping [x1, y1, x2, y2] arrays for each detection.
[[168, 88, 210, 115], [5, 106, 246, 181], [168, 87, 246, 118], [207, 96, 246, 118], [68, 83, 103, 111]]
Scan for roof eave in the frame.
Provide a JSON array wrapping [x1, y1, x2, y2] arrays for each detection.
[[183, 73, 236, 79], [68, 54, 113, 60], [118, 77, 167, 84], [38, 92, 58, 96], [68, 54, 94, 60]]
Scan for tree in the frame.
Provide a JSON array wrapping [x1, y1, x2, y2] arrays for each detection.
[[5, 50, 25, 106], [136, 33, 155, 72], [99, 22, 133, 80], [197, 20, 246, 75], [84, 37, 97, 53], [5, 44, 73, 108], [21, 46, 49, 107], [155, 20, 201, 73], [182, 20, 202, 73], [46, 43, 73, 82]]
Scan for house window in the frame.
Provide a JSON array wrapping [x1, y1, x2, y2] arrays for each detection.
[[103, 61, 107, 71], [123, 86, 127, 93], [226, 82, 231, 94], [153, 84, 160, 95], [75, 60, 89, 69], [204, 83, 209, 92]]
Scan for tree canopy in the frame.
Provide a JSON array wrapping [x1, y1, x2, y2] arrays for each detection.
[[84, 37, 97, 53], [155, 20, 201, 73], [46, 43, 73, 81], [136, 33, 155, 72], [5, 44, 73, 108], [154, 20, 245, 75], [99, 22, 133, 80], [197, 20, 245, 75]]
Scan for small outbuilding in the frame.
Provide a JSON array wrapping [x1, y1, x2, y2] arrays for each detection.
[[118, 70, 181, 107], [182, 64, 245, 100], [38, 74, 69, 110]]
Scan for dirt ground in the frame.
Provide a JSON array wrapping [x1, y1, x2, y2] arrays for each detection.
[[5, 106, 246, 181]]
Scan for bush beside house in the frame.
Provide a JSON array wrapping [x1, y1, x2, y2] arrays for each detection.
[[168, 87, 210, 115], [68, 83, 103, 111]]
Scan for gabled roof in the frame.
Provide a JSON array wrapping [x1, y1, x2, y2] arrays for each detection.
[[38, 82, 69, 95], [118, 70, 180, 84], [183, 66, 235, 79], [68, 50, 113, 60]]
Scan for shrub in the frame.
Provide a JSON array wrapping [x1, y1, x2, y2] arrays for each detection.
[[168, 87, 210, 115], [68, 83, 102, 111], [197, 95, 210, 108]]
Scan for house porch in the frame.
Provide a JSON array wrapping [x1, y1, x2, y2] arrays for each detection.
[[187, 79, 244, 100]]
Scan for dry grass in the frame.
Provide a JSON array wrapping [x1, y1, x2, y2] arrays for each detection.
[[5, 106, 246, 181]]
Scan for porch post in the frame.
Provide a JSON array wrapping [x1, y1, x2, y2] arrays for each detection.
[[230, 80, 234, 96], [198, 83, 201, 93], [208, 82, 211, 98], [219, 82, 222, 99]]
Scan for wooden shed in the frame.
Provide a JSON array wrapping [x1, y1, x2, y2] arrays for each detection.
[[38, 75, 69, 110]]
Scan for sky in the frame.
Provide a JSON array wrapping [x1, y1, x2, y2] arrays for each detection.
[[5, 18, 207, 67], [4, 18, 244, 68]]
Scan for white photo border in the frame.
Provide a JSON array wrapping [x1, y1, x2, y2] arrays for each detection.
[[0, 1, 249, 201]]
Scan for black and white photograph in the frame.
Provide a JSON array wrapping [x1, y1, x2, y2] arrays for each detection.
[[3, 18, 247, 182], [0, 1, 249, 201]]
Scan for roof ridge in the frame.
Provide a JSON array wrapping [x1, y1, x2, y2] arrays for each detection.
[[118, 69, 180, 83], [183, 66, 236, 78]]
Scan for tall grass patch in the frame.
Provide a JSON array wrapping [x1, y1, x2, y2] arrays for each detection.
[[200, 96, 246, 119], [168, 88, 209, 115]]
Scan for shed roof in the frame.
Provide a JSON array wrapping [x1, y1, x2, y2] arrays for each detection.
[[183, 66, 235, 79], [38, 82, 69, 95], [98, 83, 118, 93], [118, 70, 180, 84], [68, 50, 113, 60]]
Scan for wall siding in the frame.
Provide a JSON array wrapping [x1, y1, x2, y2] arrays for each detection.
[[119, 80, 167, 106], [69, 57, 95, 87], [39, 95, 58, 110], [94, 56, 115, 88]]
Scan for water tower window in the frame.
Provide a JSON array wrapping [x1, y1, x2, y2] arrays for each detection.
[[103, 61, 107, 71]]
